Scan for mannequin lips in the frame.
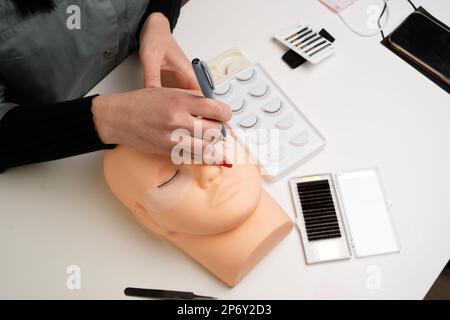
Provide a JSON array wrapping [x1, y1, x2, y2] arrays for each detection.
[[211, 179, 240, 207]]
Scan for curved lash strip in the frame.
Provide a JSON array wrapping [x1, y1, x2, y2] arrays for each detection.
[[157, 169, 180, 188]]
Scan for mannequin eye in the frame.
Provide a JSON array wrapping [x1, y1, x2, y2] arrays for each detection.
[[157, 169, 180, 188]]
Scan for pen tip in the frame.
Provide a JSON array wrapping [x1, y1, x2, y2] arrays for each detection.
[[220, 162, 233, 169]]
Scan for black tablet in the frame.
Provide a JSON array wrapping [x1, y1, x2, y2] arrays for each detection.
[[389, 11, 450, 85]]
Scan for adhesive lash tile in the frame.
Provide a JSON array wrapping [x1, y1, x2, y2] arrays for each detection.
[[236, 68, 256, 81], [249, 83, 270, 97], [262, 98, 283, 114], [239, 114, 259, 128], [290, 129, 310, 146], [266, 146, 285, 163], [214, 82, 232, 96], [229, 98, 246, 112], [275, 114, 295, 130]]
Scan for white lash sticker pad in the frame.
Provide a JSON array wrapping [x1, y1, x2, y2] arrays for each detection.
[[214, 82, 232, 96], [249, 83, 270, 97], [213, 63, 326, 178], [262, 98, 283, 114], [236, 68, 256, 81], [290, 130, 310, 146], [276, 114, 295, 130], [239, 114, 259, 128], [229, 98, 246, 112]]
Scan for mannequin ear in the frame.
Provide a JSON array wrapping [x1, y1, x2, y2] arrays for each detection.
[[133, 203, 169, 237]]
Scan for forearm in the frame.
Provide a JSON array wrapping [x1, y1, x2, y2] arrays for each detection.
[[0, 96, 115, 172], [137, 0, 181, 40]]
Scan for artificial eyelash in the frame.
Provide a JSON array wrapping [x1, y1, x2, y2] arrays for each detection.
[[157, 169, 180, 188]]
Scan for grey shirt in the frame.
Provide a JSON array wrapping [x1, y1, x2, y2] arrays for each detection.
[[0, 0, 152, 120]]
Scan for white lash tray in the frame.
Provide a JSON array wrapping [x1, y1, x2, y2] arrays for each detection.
[[274, 22, 336, 64], [210, 62, 326, 179], [289, 168, 401, 264]]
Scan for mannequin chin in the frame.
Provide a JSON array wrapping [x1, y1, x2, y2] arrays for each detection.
[[104, 144, 293, 287]]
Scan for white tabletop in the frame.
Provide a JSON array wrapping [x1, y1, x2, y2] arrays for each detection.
[[1, 0, 449, 299]]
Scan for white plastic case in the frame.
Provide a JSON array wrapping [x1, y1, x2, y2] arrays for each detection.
[[290, 168, 401, 264]]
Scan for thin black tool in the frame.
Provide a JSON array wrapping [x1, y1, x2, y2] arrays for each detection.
[[124, 287, 217, 300], [291, 29, 312, 43], [285, 27, 308, 40], [309, 43, 332, 57], [305, 40, 327, 54], [299, 35, 321, 48], [296, 33, 317, 46]]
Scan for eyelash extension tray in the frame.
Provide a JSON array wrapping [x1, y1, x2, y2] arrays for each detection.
[[207, 48, 326, 180], [290, 168, 401, 264]]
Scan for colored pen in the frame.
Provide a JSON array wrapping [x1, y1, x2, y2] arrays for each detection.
[[192, 58, 227, 138], [192, 59, 231, 168]]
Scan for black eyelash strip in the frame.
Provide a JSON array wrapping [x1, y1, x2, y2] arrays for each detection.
[[296, 180, 342, 241], [157, 170, 180, 188]]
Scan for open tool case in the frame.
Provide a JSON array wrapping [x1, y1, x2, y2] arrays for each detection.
[[274, 22, 336, 69], [208, 48, 326, 179], [290, 168, 400, 264]]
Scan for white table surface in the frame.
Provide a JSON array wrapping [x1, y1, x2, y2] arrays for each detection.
[[1, 0, 449, 299]]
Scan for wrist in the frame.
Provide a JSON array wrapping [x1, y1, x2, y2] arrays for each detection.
[[92, 94, 119, 145], [140, 12, 171, 43], [148, 12, 171, 30]]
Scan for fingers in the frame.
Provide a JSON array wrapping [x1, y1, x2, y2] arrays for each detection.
[[165, 46, 201, 90], [184, 117, 224, 141], [176, 66, 201, 91], [171, 133, 229, 165], [188, 98, 232, 123], [142, 51, 163, 88]]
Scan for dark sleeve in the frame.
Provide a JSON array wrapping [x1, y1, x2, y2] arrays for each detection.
[[137, 0, 182, 38], [0, 96, 115, 172]]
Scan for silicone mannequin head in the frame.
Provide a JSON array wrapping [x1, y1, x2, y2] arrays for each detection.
[[104, 140, 293, 287], [104, 144, 262, 236]]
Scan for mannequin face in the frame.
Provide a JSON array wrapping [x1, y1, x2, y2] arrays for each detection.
[[104, 143, 262, 236]]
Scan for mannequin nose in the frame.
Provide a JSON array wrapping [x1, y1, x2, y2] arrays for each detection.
[[196, 165, 222, 189]]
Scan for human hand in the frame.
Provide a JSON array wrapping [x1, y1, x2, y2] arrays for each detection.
[[92, 88, 232, 157], [139, 12, 200, 90]]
